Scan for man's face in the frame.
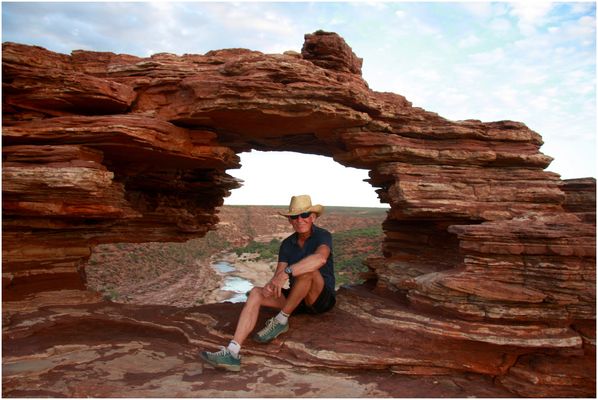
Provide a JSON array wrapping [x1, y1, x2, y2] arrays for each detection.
[[288, 212, 316, 234]]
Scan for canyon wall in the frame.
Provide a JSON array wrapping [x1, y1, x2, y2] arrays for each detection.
[[2, 32, 595, 397]]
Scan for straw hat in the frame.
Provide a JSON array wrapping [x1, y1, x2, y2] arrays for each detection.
[[278, 195, 324, 217]]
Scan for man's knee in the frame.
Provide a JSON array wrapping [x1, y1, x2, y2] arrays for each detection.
[[247, 287, 265, 303], [295, 270, 319, 283], [248, 287, 282, 306]]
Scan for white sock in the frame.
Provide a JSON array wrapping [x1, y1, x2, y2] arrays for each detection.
[[227, 340, 241, 358], [275, 311, 290, 325]]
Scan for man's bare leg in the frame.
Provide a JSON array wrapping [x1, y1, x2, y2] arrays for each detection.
[[200, 287, 286, 370], [233, 287, 286, 346], [252, 272, 324, 344], [282, 270, 325, 315]]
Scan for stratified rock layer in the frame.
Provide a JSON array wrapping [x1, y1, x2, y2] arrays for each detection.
[[2, 31, 595, 397]]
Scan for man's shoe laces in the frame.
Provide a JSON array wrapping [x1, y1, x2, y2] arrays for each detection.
[[262, 318, 277, 334], [213, 346, 229, 357]]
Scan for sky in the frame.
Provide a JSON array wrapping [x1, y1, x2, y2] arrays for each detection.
[[2, 1, 596, 208]]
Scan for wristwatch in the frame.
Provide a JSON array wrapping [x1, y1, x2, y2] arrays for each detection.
[[284, 266, 293, 275]]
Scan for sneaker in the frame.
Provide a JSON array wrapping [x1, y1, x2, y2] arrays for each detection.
[[199, 346, 241, 372], [253, 317, 289, 343]]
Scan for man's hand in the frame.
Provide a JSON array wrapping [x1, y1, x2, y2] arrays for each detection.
[[270, 270, 289, 298], [263, 281, 275, 297]]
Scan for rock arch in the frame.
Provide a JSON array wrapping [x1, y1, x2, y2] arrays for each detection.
[[2, 32, 595, 396]]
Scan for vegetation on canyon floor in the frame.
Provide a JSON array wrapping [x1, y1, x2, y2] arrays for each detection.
[[87, 205, 386, 303]]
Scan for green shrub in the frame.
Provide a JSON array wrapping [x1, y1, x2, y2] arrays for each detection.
[[233, 239, 280, 261], [332, 225, 382, 287]]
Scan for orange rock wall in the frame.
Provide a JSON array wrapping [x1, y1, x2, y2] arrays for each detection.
[[2, 32, 595, 396]]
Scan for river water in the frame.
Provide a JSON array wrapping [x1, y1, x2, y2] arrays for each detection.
[[212, 261, 253, 303]]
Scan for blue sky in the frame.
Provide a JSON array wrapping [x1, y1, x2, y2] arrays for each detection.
[[2, 1, 596, 207]]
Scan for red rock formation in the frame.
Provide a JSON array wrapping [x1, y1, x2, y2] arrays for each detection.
[[560, 177, 596, 223], [2, 31, 595, 397]]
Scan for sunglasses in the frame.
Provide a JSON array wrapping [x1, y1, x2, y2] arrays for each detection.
[[289, 212, 312, 220]]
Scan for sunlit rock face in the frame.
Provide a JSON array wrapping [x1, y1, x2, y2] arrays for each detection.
[[2, 31, 595, 397]]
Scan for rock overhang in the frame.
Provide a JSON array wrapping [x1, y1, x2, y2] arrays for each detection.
[[2, 31, 595, 397]]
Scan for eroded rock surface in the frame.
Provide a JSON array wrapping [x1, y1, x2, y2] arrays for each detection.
[[2, 31, 595, 397], [4, 289, 515, 398]]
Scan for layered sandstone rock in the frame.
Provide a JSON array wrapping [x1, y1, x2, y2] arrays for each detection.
[[560, 177, 596, 223], [3, 294, 517, 397], [2, 31, 595, 397]]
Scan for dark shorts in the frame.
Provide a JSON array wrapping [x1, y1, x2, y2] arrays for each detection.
[[282, 284, 336, 315]]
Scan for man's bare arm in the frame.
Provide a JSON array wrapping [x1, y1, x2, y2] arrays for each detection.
[[287, 244, 330, 277]]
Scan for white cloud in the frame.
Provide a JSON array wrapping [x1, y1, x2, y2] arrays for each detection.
[[509, 2, 555, 35], [489, 17, 512, 31], [494, 86, 521, 111], [363, 2, 388, 11], [510, 64, 549, 86], [460, 2, 510, 21], [416, 21, 442, 37], [571, 14, 596, 37], [458, 34, 481, 48], [469, 47, 505, 64], [328, 17, 346, 26], [410, 68, 442, 81], [460, 2, 495, 19], [203, 3, 297, 38], [569, 3, 596, 16], [509, 2, 554, 21]]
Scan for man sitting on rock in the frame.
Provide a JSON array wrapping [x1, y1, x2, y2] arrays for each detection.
[[200, 194, 336, 371]]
